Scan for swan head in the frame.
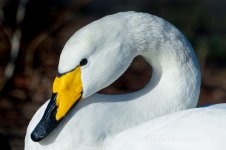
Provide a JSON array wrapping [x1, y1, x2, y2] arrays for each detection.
[[30, 16, 136, 142]]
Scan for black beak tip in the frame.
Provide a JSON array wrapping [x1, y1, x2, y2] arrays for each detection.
[[30, 131, 43, 142], [30, 93, 59, 142]]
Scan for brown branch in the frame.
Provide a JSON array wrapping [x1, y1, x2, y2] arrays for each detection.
[[0, 0, 29, 92]]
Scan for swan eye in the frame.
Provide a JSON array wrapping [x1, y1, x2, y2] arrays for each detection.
[[80, 58, 88, 66]]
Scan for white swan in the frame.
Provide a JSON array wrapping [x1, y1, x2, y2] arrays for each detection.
[[24, 11, 226, 150]]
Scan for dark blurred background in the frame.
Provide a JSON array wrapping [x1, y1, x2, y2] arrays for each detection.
[[0, 0, 226, 149]]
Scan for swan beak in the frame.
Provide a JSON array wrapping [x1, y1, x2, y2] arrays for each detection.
[[30, 66, 83, 142], [53, 66, 83, 120]]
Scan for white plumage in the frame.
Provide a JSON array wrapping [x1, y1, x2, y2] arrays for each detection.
[[25, 12, 225, 150], [104, 104, 226, 150]]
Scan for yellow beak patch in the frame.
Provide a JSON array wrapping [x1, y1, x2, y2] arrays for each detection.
[[53, 66, 83, 121]]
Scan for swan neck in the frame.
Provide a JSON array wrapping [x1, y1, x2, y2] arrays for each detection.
[[127, 13, 201, 109]]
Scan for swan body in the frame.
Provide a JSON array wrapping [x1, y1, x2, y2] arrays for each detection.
[[104, 104, 226, 150], [24, 11, 212, 150]]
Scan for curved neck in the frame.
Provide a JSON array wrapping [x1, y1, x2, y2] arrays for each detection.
[[94, 13, 201, 121], [128, 13, 201, 112], [91, 14, 201, 147], [95, 13, 201, 114], [138, 44, 200, 112], [109, 13, 201, 111]]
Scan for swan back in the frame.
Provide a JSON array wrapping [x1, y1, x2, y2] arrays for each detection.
[[104, 104, 226, 150]]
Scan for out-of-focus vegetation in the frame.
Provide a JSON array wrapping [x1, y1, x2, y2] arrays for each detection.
[[0, 0, 225, 149]]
